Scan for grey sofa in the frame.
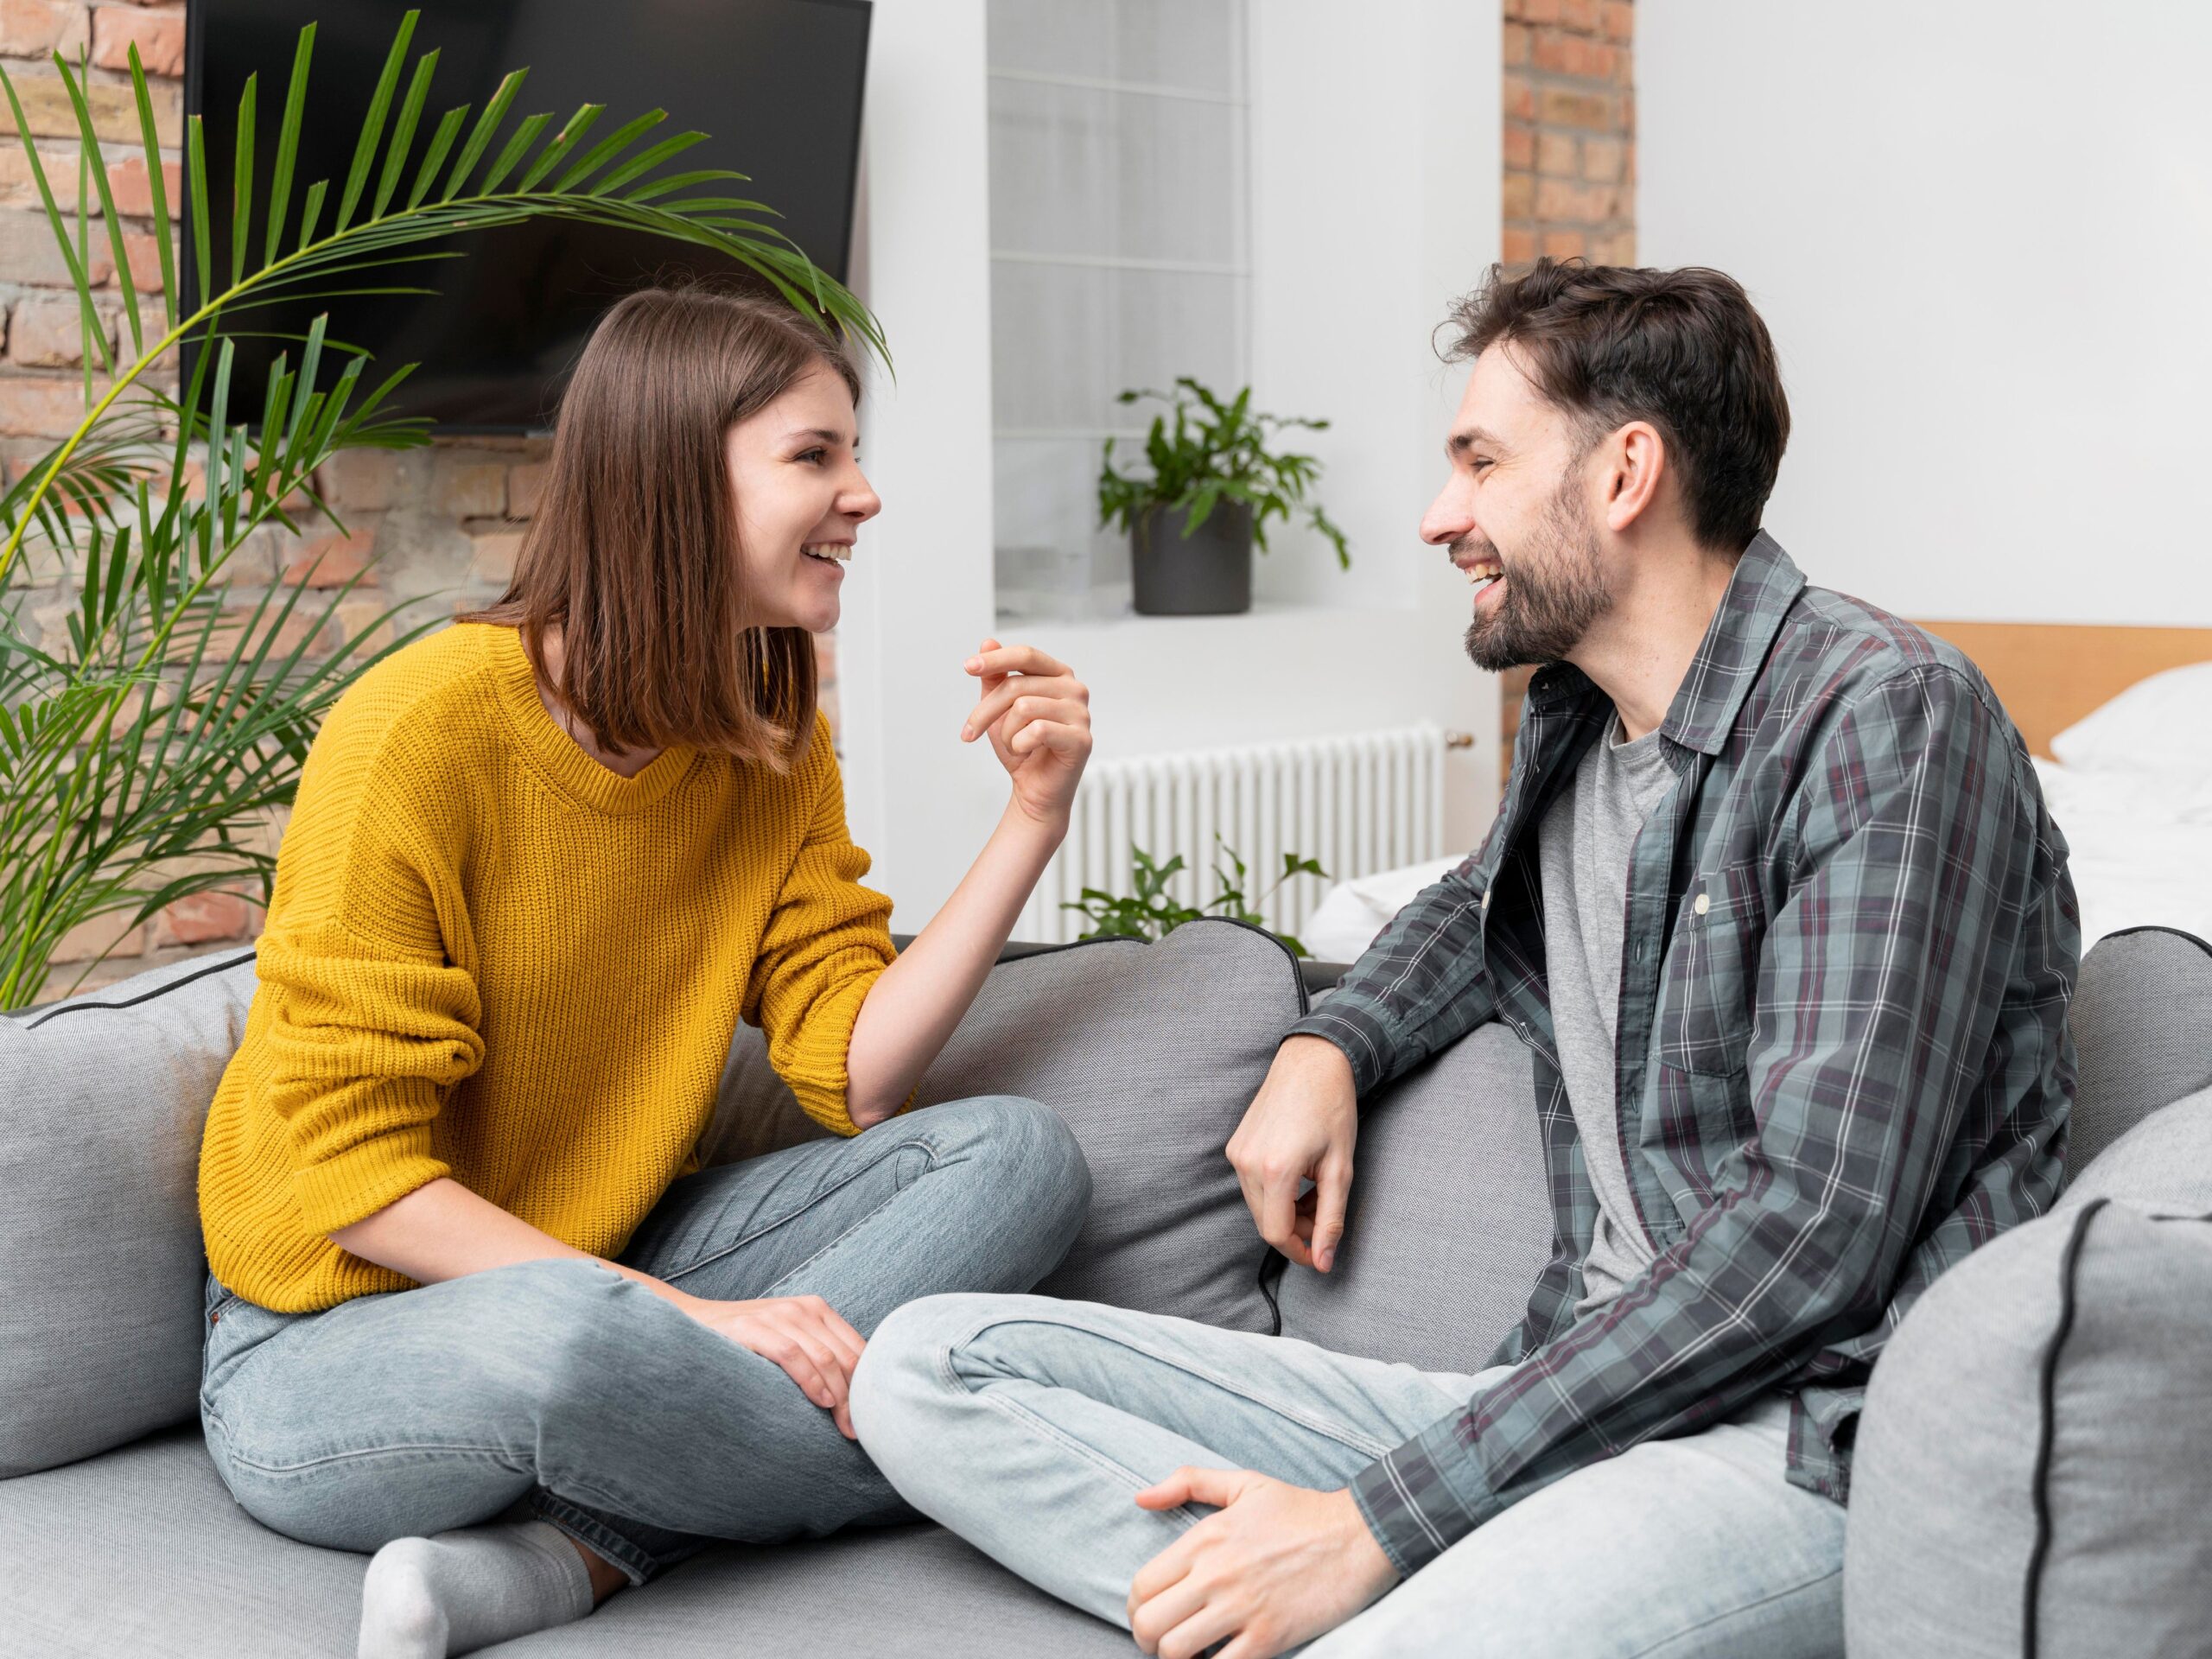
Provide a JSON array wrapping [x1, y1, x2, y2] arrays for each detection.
[[4, 918, 2209, 1656]]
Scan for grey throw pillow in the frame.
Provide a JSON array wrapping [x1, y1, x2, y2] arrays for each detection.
[[2067, 925, 2212, 1171], [1270, 1021, 1554, 1374], [2060, 1085, 2212, 1214], [1844, 1087, 2212, 1658], [703, 918, 1307, 1332], [0, 950, 259, 1477]]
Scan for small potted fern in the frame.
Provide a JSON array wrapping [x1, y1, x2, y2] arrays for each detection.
[[1097, 378, 1350, 616]]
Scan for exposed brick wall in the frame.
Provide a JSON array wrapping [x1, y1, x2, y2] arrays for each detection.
[[5, 6, 840, 1001], [1503, 0, 1635, 268], [1497, 0, 1633, 787]]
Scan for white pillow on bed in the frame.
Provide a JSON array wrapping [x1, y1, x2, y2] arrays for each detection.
[[1304, 855, 1463, 964], [2050, 660, 2212, 773]]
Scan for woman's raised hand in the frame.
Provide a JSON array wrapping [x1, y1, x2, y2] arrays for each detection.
[[959, 638, 1092, 827]]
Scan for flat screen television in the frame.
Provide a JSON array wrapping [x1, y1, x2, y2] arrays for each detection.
[[183, 0, 871, 433]]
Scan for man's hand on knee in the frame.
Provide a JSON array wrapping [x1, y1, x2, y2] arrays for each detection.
[[1125, 1467, 1397, 1658], [1226, 1036, 1358, 1272]]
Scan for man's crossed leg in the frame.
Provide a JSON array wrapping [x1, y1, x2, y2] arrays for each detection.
[[851, 1294, 1845, 1659]]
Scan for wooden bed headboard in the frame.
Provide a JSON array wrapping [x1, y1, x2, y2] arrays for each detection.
[[1496, 619, 2212, 785], [1913, 620, 2212, 759]]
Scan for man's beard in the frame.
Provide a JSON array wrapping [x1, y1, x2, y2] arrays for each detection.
[[1461, 475, 1612, 672]]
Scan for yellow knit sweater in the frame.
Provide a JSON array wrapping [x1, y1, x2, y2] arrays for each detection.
[[197, 622, 897, 1313]]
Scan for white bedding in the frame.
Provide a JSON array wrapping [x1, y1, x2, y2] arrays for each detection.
[[1304, 754, 2212, 965], [2030, 758, 2212, 950]]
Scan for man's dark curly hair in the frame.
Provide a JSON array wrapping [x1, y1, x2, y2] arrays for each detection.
[[1442, 258, 1789, 555]]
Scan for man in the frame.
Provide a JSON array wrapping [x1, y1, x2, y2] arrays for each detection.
[[849, 260, 2077, 1657]]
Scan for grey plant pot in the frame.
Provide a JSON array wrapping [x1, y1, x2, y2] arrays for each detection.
[[1131, 501, 1254, 616]]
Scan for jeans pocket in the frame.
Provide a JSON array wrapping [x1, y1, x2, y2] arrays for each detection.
[[200, 1275, 290, 1405]]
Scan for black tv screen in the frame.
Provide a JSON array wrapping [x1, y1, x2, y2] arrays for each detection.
[[183, 0, 870, 432]]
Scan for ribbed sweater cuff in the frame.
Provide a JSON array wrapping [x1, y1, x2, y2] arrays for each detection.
[[291, 1111, 453, 1237], [779, 957, 887, 1138]]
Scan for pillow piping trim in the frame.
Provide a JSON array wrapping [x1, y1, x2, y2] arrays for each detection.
[[2096, 925, 2212, 961], [2023, 1195, 2107, 1658], [917, 914, 1317, 995], [17, 948, 259, 1031]]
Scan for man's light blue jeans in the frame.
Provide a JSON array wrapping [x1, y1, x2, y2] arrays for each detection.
[[851, 1294, 1847, 1658], [197, 1096, 1090, 1586]]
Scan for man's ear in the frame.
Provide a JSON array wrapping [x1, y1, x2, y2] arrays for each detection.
[[1602, 421, 1667, 533]]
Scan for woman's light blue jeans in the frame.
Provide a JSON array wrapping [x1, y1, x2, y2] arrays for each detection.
[[197, 1096, 1090, 1586], [850, 1294, 1847, 1658]]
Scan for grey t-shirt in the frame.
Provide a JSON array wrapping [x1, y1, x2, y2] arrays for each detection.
[[1538, 715, 1679, 1313]]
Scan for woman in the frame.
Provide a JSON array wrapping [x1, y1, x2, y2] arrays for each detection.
[[194, 287, 1096, 1657]]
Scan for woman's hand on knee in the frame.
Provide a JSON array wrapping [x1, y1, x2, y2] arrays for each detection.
[[675, 1294, 867, 1438]]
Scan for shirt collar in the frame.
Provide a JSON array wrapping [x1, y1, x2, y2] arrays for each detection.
[[1522, 530, 1807, 759]]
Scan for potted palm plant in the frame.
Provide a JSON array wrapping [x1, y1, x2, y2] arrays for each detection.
[[0, 12, 881, 1008], [1096, 378, 1350, 617]]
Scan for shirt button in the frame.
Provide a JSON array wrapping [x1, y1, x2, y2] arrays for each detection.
[[1635, 943, 1648, 963], [1480, 887, 1491, 911], [1694, 891, 1711, 916]]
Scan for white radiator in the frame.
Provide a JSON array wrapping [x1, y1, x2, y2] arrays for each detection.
[[1020, 724, 1456, 948]]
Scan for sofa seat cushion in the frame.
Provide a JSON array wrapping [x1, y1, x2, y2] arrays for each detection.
[[1843, 1088, 2212, 1658], [0, 1427, 1128, 1657], [1270, 1020, 1554, 1374], [704, 918, 1308, 1332], [0, 1424, 361, 1656], [0, 950, 259, 1477]]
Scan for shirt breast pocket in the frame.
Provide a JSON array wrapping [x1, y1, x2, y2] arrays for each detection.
[[1657, 860, 1768, 1077]]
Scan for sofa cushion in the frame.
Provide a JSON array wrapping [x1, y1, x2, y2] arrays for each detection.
[[2060, 1084, 2212, 1215], [2065, 925, 2212, 1172], [0, 1423, 1128, 1657], [1269, 1021, 1554, 1373], [0, 950, 258, 1478], [702, 918, 1306, 1332], [1843, 1090, 2212, 1659]]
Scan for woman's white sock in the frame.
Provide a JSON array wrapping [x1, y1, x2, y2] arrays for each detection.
[[358, 1518, 599, 1659]]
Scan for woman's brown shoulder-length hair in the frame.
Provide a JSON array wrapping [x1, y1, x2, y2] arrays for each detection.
[[461, 283, 861, 771]]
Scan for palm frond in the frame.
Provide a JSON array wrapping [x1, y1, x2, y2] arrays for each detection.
[[0, 9, 885, 1005]]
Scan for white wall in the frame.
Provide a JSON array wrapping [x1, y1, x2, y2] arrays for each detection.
[[1017, 0, 1502, 836], [1639, 0, 2212, 626], [843, 0, 1505, 927], [836, 0, 1004, 922]]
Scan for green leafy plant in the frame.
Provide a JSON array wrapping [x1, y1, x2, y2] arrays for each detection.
[[1096, 377, 1350, 569], [1063, 836, 1330, 958], [0, 12, 882, 1008]]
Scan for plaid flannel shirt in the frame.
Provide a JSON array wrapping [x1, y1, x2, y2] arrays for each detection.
[[1288, 533, 2079, 1578]]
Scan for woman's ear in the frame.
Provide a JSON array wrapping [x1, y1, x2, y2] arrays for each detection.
[[1604, 420, 1667, 534]]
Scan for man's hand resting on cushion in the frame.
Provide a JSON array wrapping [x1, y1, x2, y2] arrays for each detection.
[[1225, 1035, 1358, 1272], [1128, 1469, 1398, 1658]]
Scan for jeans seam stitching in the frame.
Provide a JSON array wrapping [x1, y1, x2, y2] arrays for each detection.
[[213, 1437, 532, 1477], [225, 1432, 676, 1542], [652, 1131, 949, 1287], [531, 1495, 656, 1587], [1625, 1563, 1844, 1658], [944, 1307, 1402, 1462], [757, 1143, 942, 1297], [933, 1325, 1203, 1546]]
